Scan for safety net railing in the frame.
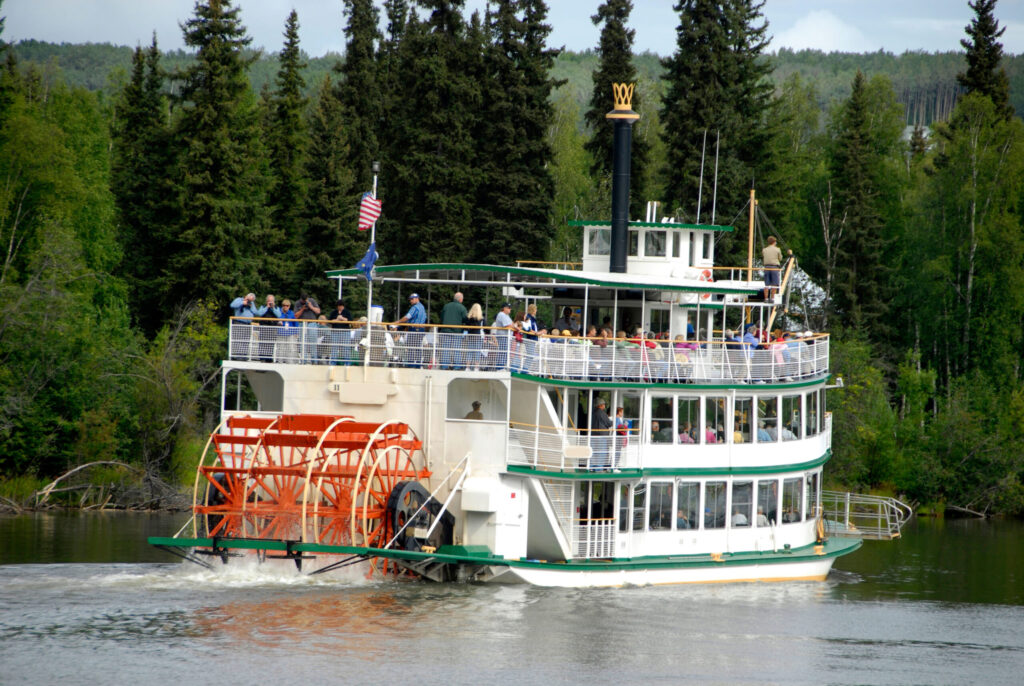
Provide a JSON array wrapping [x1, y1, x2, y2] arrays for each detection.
[[228, 319, 829, 385]]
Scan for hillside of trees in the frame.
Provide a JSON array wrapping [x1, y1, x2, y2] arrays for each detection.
[[2, 0, 1023, 517], [15, 38, 1024, 128]]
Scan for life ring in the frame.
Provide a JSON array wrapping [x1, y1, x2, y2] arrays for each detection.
[[698, 269, 713, 300]]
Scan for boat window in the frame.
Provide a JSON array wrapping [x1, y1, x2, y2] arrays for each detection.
[[705, 396, 727, 444], [619, 392, 642, 444], [782, 477, 803, 523], [629, 231, 639, 257], [645, 230, 667, 257], [757, 480, 778, 526], [781, 394, 801, 441], [704, 481, 726, 529], [676, 396, 700, 444], [703, 233, 713, 260], [650, 396, 673, 444], [675, 480, 699, 530], [618, 484, 630, 533], [632, 484, 646, 531], [688, 231, 697, 265], [807, 472, 820, 518], [648, 307, 670, 337], [805, 390, 819, 437], [734, 397, 753, 444], [731, 481, 753, 527], [588, 228, 611, 256], [672, 232, 682, 258], [446, 378, 507, 420], [649, 482, 672, 530], [758, 395, 778, 442]]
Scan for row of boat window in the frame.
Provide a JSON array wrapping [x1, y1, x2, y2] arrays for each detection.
[[632, 389, 824, 445], [578, 473, 821, 533]]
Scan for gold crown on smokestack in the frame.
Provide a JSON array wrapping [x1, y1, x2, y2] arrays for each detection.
[[606, 82, 640, 121]]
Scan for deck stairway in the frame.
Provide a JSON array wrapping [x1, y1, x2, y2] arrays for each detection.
[[821, 490, 913, 540]]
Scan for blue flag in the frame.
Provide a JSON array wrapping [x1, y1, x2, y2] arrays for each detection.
[[355, 241, 378, 280]]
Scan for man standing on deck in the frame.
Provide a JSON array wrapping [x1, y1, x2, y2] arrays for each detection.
[[492, 302, 514, 369], [440, 292, 469, 369], [590, 398, 614, 470], [763, 236, 782, 300], [397, 293, 427, 367]]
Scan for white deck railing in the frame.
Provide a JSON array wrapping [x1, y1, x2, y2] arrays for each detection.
[[572, 519, 616, 558], [507, 425, 639, 472], [228, 319, 829, 385]]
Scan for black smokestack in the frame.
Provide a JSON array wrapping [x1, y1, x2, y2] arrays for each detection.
[[607, 83, 640, 274]]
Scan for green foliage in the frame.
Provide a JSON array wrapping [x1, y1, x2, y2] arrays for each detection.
[[129, 302, 224, 479], [826, 71, 904, 344], [827, 339, 898, 490], [958, 0, 1012, 119], [659, 0, 773, 267], [472, 0, 560, 266], [111, 39, 176, 337], [264, 9, 309, 294], [169, 0, 268, 312]]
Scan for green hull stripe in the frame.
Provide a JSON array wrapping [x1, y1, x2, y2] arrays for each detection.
[[149, 535, 860, 571], [506, 450, 831, 480]]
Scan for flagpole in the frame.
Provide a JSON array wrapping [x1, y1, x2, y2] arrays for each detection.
[[363, 162, 380, 371]]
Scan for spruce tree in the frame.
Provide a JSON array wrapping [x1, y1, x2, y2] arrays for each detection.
[[169, 0, 266, 311], [828, 71, 893, 338], [958, 0, 1012, 119], [473, 0, 559, 266], [381, 1, 481, 265], [111, 38, 176, 336], [304, 76, 357, 296], [336, 0, 382, 192], [584, 0, 648, 218], [265, 10, 308, 293], [660, 0, 772, 241]]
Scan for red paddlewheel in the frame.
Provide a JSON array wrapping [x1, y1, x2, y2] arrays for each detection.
[[192, 414, 429, 577]]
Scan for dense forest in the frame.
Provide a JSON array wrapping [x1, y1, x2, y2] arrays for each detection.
[[1, 0, 1023, 517]]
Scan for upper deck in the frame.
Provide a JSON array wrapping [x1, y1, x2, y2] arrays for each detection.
[[228, 318, 828, 387], [235, 258, 819, 387]]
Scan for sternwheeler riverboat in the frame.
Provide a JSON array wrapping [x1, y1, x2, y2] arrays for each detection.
[[151, 84, 883, 586]]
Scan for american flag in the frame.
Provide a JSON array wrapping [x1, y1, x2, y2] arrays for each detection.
[[358, 191, 382, 231]]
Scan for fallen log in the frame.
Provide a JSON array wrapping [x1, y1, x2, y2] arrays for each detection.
[[34, 461, 141, 507]]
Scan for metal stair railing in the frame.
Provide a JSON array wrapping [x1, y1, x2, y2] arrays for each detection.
[[821, 490, 913, 540]]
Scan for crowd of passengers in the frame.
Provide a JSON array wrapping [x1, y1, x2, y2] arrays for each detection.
[[229, 291, 819, 378]]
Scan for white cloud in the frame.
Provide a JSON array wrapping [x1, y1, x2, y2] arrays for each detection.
[[773, 10, 879, 53]]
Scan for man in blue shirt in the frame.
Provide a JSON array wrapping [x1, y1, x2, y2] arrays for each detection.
[[230, 293, 260, 318], [397, 293, 427, 366]]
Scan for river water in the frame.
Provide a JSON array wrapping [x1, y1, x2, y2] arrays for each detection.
[[1, 512, 1021, 685]]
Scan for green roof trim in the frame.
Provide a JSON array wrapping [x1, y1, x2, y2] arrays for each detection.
[[568, 220, 735, 232], [506, 450, 830, 480], [324, 262, 760, 295]]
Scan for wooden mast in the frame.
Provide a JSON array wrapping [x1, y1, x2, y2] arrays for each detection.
[[746, 188, 756, 282]]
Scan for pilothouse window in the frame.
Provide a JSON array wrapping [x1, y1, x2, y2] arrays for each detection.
[[588, 228, 610, 256], [645, 230, 667, 257]]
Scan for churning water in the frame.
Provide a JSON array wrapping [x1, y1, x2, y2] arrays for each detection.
[[1, 513, 1022, 685]]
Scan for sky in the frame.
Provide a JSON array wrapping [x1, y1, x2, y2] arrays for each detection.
[[4, 0, 1024, 57]]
